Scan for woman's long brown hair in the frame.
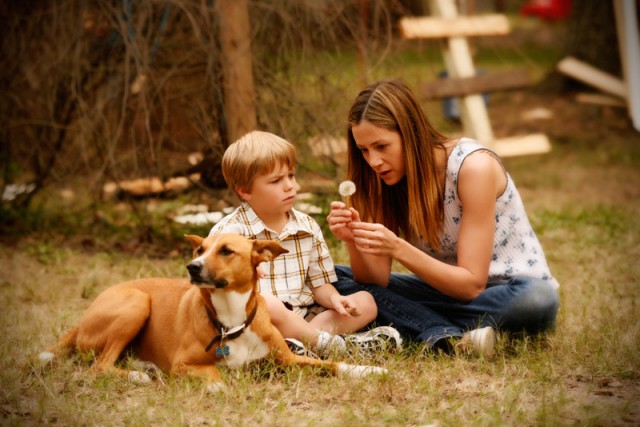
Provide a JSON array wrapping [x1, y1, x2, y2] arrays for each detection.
[[346, 79, 449, 250]]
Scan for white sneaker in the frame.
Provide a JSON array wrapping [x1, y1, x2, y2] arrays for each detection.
[[345, 326, 403, 354], [285, 338, 318, 358], [459, 326, 497, 358], [315, 331, 348, 356]]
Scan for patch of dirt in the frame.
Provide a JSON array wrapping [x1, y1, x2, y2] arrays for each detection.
[[489, 90, 636, 144], [560, 375, 640, 425]]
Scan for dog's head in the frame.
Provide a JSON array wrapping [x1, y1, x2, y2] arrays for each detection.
[[184, 234, 288, 293]]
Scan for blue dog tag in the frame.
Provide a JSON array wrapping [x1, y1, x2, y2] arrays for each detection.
[[216, 345, 230, 358]]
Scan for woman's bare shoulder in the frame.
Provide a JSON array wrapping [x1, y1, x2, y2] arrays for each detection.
[[458, 150, 506, 198]]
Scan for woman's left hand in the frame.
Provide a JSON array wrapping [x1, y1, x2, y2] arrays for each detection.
[[349, 221, 401, 257]]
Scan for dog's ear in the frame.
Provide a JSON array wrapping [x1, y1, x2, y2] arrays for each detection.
[[251, 240, 288, 264], [184, 234, 204, 249]]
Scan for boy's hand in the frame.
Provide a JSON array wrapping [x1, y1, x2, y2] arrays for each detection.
[[256, 265, 266, 279], [331, 294, 361, 317]]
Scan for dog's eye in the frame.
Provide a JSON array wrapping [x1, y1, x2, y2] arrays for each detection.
[[219, 246, 234, 256], [195, 247, 205, 255]]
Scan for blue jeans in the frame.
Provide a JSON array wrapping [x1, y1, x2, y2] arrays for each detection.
[[333, 265, 559, 347]]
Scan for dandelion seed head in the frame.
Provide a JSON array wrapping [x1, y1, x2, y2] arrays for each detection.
[[338, 180, 356, 197]]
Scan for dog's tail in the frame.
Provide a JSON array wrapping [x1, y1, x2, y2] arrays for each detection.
[[37, 327, 79, 365], [55, 327, 80, 353]]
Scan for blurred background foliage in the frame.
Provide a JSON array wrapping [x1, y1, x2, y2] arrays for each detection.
[[0, 0, 625, 250]]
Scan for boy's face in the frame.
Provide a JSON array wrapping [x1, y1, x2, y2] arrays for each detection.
[[238, 163, 297, 217]]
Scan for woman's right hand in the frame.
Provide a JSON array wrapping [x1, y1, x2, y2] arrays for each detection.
[[327, 201, 359, 243]]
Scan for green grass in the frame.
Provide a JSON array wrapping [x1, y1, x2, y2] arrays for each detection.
[[1, 129, 639, 425], [2, 17, 640, 427]]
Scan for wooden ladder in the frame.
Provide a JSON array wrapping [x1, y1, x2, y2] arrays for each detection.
[[400, 0, 551, 157]]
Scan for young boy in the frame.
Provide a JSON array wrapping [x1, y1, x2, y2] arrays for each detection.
[[208, 130, 401, 356]]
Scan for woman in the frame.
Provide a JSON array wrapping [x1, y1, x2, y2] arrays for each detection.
[[327, 79, 559, 356]]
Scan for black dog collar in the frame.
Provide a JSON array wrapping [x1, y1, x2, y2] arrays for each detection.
[[204, 303, 258, 353]]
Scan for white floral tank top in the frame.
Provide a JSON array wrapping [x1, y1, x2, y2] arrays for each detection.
[[414, 138, 559, 288]]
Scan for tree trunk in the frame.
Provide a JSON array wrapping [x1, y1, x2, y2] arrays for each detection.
[[215, 0, 257, 145]]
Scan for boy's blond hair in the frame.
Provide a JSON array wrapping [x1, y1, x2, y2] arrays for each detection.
[[222, 130, 297, 198]]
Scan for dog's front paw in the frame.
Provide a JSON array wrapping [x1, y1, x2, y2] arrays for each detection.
[[337, 363, 388, 377], [206, 382, 225, 394], [128, 370, 152, 384]]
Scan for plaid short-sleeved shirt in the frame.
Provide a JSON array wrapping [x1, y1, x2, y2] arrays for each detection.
[[208, 203, 337, 316]]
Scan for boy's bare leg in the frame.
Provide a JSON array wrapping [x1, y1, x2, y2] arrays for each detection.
[[262, 294, 320, 345], [263, 291, 379, 347]]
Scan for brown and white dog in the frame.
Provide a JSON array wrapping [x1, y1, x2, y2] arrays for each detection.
[[39, 234, 386, 392]]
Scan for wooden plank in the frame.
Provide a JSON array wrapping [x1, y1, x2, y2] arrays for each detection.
[[420, 69, 530, 99], [575, 92, 626, 107], [557, 56, 627, 99], [400, 14, 510, 39], [489, 134, 551, 158]]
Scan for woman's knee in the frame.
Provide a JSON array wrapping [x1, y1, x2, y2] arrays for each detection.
[[525, 280, 559, 318], [502, 279, 559, 334]]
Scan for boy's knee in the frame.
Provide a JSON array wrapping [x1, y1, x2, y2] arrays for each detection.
[[355, 291, 377, 322]]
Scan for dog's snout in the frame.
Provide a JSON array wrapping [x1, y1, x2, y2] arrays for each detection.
[[187, 262, 202, 277], [187, 259, 218, 287]]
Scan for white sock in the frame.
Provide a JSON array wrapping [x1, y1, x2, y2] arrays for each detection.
[[316, 330, 347, 353]]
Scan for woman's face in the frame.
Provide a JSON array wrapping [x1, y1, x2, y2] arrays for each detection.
[[351, 119, 406, 185]]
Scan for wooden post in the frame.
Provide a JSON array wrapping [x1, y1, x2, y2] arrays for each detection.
[[428, 0, 494, 143], [395, 0, 551, 157], [216, 0, 257, 145], [613, 0, 640, 131]]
